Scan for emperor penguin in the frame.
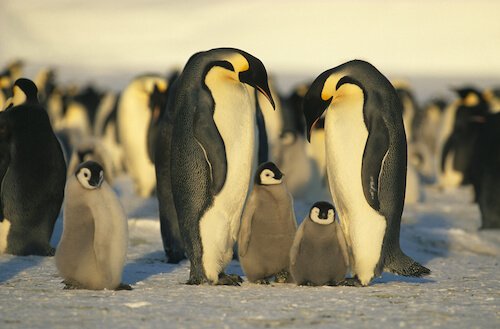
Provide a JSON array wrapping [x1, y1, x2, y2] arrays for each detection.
[[289, 201, 348, 286], [56, 161, 130, 290], [117, 74, 168, 197], [167, 48, 275, 285], [238, 162, 297, 283], [154, 73, 186, 264], [437, 87, 489, 190], [303, 60, 430, 286], [0, 78, 66, 255]]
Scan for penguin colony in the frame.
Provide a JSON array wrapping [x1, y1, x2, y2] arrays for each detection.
[[0, 48, 499, 291]]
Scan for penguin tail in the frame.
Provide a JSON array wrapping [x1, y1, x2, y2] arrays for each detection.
[[385, 248, 431, 277]]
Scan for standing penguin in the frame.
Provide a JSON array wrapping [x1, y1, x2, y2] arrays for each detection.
[[0, 78, 66, 255], [167, 48, 275, 285], [117, 75, 168, 197], [303, 60, 430, 286], [289, 201, 348, 286], [56, 161, 130, 290], [238, 162, 297, 283]]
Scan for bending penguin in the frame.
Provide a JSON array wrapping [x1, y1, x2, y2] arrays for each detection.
[[289, 201, 348, 286], [56, 161, 130, 290], [0, 78, 66, 256], [303, 60, 430, 286], [167, 48, 275, 285], [238, 162, 297, 284]]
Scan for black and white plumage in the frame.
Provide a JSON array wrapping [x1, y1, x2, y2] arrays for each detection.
[[163, 48, 274, 285], [303, 60, 430, 286], [0, 78, 66, 255]]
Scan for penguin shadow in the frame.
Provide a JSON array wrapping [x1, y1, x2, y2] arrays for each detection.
[[0, 255, 43, 284], [126, 196, 159, 220], [122, 250, 178, 285], [373, 272, 434, 285]]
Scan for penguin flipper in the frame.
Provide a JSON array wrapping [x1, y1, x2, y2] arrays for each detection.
[[238, 193, 257, 257], [361, 116, 389, 211], [193, 103, 227, 194]]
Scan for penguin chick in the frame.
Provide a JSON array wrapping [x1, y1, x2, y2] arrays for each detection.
[[238, 162, 297, 283], [56, 161, 130, 290], [289, 201, 349, 286]]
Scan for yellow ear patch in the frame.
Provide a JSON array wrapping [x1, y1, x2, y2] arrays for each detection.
[[0, 218, 11, 254], [321, 75, 338, 101], [463, 93, 479, 107], [227, 53, 249, 73]]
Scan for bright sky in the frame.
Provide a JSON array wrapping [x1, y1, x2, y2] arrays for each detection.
[[1, 0, 499, 82]]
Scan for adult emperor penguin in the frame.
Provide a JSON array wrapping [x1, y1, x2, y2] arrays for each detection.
[[168, 48, 275, 285], [303, 60, 430, 286], [289, 201, 348, 286], [0, 78, 66, 255], [56, 161, 130, 290], [238, 162, 297, 283], [117, 74, 167, 197]]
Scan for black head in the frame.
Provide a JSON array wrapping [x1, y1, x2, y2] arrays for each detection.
[[75, 160, 104, 189], [235, 50, 275, 110], [255, 161, 283, 185], [13, 78, 39, 104], [303, 70, 334, 142], [309, 201, 336, 225]]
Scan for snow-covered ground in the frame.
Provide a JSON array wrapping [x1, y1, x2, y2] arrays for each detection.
[[0, 175, 498, 329]]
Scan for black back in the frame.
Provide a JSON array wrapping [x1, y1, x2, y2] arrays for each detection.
[[0, 103, 66, 255]]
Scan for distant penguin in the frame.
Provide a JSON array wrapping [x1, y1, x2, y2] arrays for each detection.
[[167, 48, 275, 285], [275, 130, 329, 203], [483, 87, 500, 114], [438, 87, 489, 189], [289, 201, 348, 286], [0, 78, 66, 255], [147, 71, 178, 164], [67, 137, 116, 184], [393, 80, 419, 142], [56, 161, 130, 290], [238, 162, 297, 283], [118, 75, 169, 197], [303, 60, 430, 286]]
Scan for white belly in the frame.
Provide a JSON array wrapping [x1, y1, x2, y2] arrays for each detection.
[[324, 96, 387, 285], [0, 219, 11, 254], [199, 81, 256, 282]]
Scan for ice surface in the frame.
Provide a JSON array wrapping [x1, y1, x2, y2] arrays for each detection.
[[0, 176, 498, 329]]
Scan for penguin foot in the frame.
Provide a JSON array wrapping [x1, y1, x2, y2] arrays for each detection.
[[338, 277, 363, 287], [254, 279, 270, 285], [216, 273, 242, 286], [326, 280, 340, 286], [46, 247, 56, 257], [115, 283, 133, 291], [165, 250, 186, 264], [274, 270, 291, 283], [62, 280, 85, 290], [298, 281, 314, 286], [186, 276, 209, 285]]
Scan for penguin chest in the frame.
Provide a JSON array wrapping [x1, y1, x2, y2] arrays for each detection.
[[324, 97, 387, 284], [211, 82, 256, 217]]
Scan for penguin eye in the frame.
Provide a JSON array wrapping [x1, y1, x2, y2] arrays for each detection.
[[84, 172, 89, 178]]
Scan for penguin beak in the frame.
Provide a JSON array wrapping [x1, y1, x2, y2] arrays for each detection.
[[238, 55, 276, 110], [303, 72, 333, 142]]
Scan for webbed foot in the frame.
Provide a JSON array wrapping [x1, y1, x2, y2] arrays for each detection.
[[274, 270, 291, 283], [216, 273, 242, 286], [338, 277, 363, 287], [115, 283, 133, 291]]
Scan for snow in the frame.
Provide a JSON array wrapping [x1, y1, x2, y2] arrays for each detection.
[[0, 176, 498, 329]]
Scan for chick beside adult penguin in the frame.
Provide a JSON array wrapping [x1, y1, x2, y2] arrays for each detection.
[[238, 162, 297, 283], [56, 161, 130, 290], [289, 201, 348, 286]]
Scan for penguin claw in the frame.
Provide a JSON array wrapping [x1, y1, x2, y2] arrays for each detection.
[[254, 279, 270, 285], [217, 273, 242, 286], [115, 283, 133, 291], [338, 278, 363, 287]]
